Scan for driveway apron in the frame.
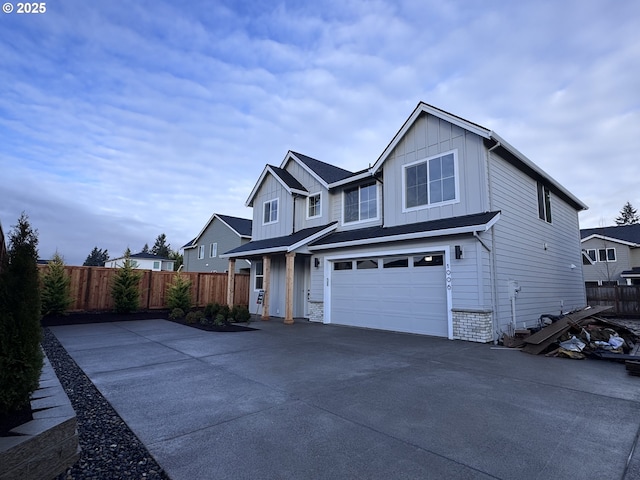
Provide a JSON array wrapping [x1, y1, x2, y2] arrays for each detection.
[[50, 319, 640, 480]]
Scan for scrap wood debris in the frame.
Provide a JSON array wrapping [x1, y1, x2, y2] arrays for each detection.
[[501, 306, 640, 376]]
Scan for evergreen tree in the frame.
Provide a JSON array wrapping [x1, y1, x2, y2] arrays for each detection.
[[169, 251, 183, 271], [41, 252, 73, 316], [110, 252, 143, 314], [83, 247, 109, 266], [166, 273, 192, 312], [615, 202, 640, 225], [151, 233, 171, 258], [0, 213, 43, 413], [141, 243, 150, 253]]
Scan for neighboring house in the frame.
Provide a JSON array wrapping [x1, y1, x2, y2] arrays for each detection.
[[105, 252, 175, 271], [182, 214, 252, 273], [580, 224, 640, 286], [222, 102, 587, 343]]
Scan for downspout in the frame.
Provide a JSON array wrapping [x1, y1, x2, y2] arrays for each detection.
[[487, 140, 501, 343], [292, 194, 297, 234]]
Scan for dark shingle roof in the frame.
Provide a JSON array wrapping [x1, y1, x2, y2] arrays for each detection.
[[311, 211, 500, 247], [269, 165, 307, 192], [182, 238, 196, 249], [217, 215, 252, 237], [291, 152, 355, 184], [581, 224, 640, 245], [224, 223, 337, 256]]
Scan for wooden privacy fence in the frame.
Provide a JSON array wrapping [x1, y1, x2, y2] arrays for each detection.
[[37, 265, 249, 312], [586, 285, 640, 316]]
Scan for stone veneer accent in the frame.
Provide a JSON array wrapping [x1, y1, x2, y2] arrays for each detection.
[[452, 309, 493, 343], [0, 353, 79, 480], [309, 301, 324, 323]]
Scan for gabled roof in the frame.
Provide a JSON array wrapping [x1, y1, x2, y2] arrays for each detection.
[[288, 151, 355, 185], [580, 224, 640, 246], [245, 164, 309, 206], [309, 211, 501, 250], [221, 222, 338, 258], [371, 102, 587, 212], [182, 213, 253, 250]]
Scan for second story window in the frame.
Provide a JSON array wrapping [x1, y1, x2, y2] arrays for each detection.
[[198, 245, 205, 259], [210, 243, 217, 258], [263, 198, 279, 225], [344, 182, 377, 223], [537, 182, 552, 223], [308, 193, 321, 218], [404, 151, 457, 211]]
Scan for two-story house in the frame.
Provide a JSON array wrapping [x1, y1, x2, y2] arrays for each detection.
[[581, 224, 640, 286], [222, 102, 588, 343], [182, 214, 252, 273]]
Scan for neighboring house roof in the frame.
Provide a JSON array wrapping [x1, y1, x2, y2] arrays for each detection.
[[309, 211, 501, 250], [580, 224, 640, 246], [246, 164, 309, 206], [182, 213, 253, 250], [370, 102, 587, 212], [288, 151, 355, 185], [222, 222, 338, 257], [110, 252, 173, 262], [621, 267, 640, 278]]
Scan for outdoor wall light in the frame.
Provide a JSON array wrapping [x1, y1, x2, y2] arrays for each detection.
[[455, 245, 463, 259], [314, 258, 320, 268]]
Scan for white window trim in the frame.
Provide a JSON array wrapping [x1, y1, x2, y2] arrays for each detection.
[[537, 182, 553, 224], [263, 198, 279, 225], [306, 192, 322, 219], [198, 245, 205, 259], [254, 260, 264, 291], [210, 242, 218, 258], [597, 247, 616, 262], [401, 149, 460, 213], [341, 182, 380, 225]]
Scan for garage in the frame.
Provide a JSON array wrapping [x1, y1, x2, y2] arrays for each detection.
[[329, 251, 449, 337]]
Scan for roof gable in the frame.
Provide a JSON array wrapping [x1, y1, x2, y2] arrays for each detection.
[[245, 164, 309, 206], [286, 151, 355, 186], [183, 213, 253, 250], [581, 224, 640, 246]]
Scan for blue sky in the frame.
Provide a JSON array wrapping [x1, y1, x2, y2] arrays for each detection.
[[1, 0, 639, 265]]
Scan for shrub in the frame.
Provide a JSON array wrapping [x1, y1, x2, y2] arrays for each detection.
[[169, 308, 185, 320], [214, 313, 226, 327], [41, 252, 73, 316], [204, 302, 220, 319], [0, 213, 43, 414], [219, 304, 230, 321], [185, 311, 198, 324], [166, 273, 192, 313], [111, 254, 143, 314], [234, 305, 251, 323]]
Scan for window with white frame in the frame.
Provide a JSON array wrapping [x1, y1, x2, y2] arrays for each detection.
[[307, 193, 321, 218], [537, 182, 552, 223], [598, 248, 616, 262], [404, 151, 457, 210], [263, 199, 279, 224], [344, 182, 377, 223], [254, 260, 264, 290], [210, 242, 217, 258], [586, 249, 597, 262], [198, 245, 205, 259], [153, 261, 160, 270]]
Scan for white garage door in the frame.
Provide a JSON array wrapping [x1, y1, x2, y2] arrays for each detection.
[[330, 252, 448, 337]]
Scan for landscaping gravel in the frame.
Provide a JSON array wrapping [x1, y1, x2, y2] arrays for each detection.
[[41, 328, 171, 480]]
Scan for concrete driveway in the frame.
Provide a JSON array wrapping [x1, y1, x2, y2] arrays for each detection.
[[50, 319, 640, 480]]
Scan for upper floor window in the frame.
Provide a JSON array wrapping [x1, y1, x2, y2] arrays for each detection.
[[537, 182, 552, 223], [403, 151, 457, 211], [307, 193, 321, 219], [598, 248, 616, 262], [263, 198, 279, 225], [344, 182, 377, 223], [210, 242, 217, 258], [198, 245, 205, 259]]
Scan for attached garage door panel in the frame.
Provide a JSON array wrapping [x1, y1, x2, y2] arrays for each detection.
[[331, 254, 448, 337]]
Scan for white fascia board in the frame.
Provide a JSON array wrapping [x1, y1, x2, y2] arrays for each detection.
[[245, 165, 271, 207], [489, 132, 588, 211], [371, 102, 491, 174], [287, 223, 339, 252], [246, 165, 308, 206], [220, 245, 288, 259], [215, 215, 247, 239], [309, 221, 498, 252], [580, 234, 639, 247], [284, 152, 330, 189], [328, 171, 373, 189]]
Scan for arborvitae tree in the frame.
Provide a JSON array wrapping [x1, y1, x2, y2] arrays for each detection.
[[151, 233, 171, 258], [166, 273, 192, 312], [615, 202, 640, 225], [0, 213, 43, 413], [83, 247, 109, 266], [41, 252, 73, 316], [110, 253, 143, 314]]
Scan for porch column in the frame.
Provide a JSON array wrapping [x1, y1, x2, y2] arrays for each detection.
[[261, 255, 271, 320], [226, 259, 236, 307], [284, 252, 295, 324]]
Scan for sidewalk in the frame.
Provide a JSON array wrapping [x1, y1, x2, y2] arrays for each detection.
[[50, 319, 640, 479]]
